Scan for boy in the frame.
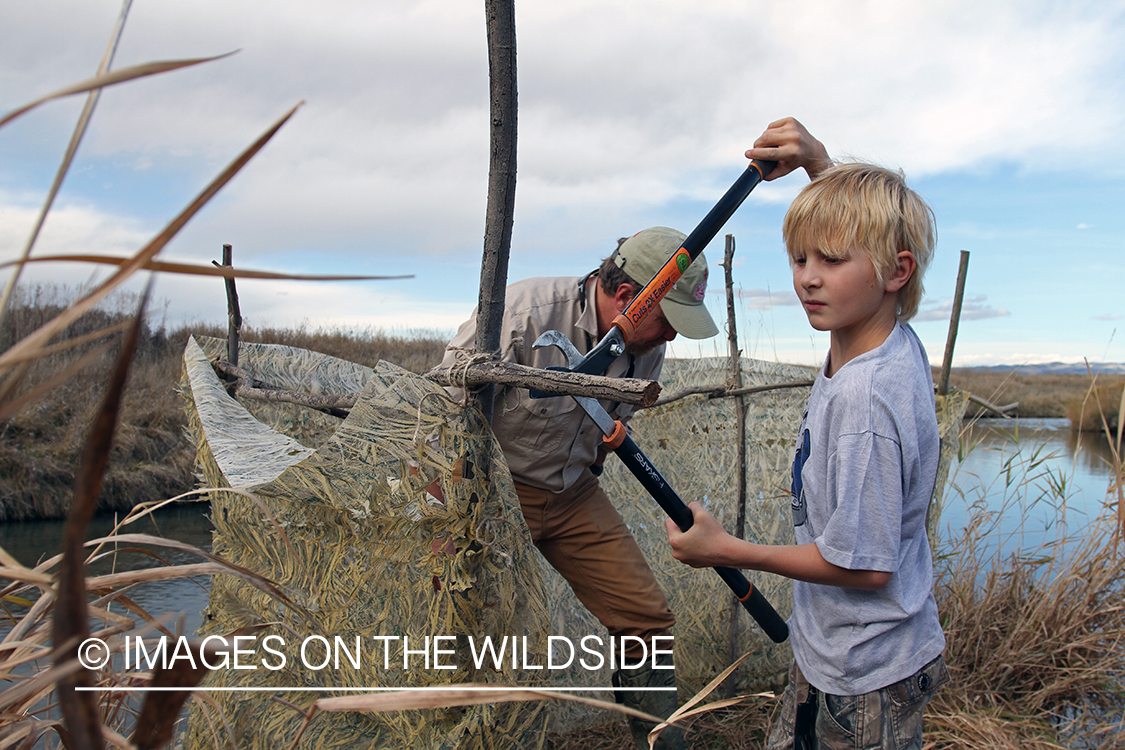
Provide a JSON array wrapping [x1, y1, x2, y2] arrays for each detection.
[[664, 162, 948, 749]]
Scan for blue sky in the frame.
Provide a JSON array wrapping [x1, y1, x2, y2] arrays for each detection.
[[2, 0, 1123, 368]]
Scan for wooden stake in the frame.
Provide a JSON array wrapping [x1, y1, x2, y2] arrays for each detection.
[[474, 0, 518, 424], [213, 243, 242, 367], [722, 233, 749, 697], [938, 250, 970, 396]]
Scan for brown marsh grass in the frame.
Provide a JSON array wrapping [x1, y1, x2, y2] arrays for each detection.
[[946, 366, 1125, 426], [0, 284, 448, 522], [1066, 380, 1125, 436], [0, 29, 362, 747]]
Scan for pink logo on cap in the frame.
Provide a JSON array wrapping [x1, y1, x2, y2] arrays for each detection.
[[693, 266, 708, 300]]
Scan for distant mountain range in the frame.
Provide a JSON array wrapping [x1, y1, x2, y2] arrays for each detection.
[[955, 362, 1125, 376]]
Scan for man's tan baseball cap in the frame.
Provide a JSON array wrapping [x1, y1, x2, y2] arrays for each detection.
[[612, 226, 719, 339]]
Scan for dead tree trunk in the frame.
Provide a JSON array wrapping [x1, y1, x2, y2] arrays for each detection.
[[214, 243, 242, 367], [474, 0, 518, 424], [938, 250, 970, 396]]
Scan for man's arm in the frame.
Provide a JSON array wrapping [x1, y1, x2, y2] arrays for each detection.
[[746, 117, 832, 182], [664, 501, 891, 590]]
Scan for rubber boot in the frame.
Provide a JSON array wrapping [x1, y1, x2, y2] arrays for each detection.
[[613, 659, 687, 750]]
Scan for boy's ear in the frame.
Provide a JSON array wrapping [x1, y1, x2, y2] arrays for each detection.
[[884, 251, 917, 293]]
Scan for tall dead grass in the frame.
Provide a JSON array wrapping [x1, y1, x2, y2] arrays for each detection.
[[947, 366, 1125, 427], [924, 417, 1125, 749], [1066, 380, 1125, 436], [0, 283, 448, 521], [0, 27, 419, 746]]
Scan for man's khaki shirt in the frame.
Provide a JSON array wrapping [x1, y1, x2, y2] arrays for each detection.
[[442, 275, 665, 492]]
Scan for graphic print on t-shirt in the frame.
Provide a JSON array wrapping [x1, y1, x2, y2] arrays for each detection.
[[791, 420, 810, 527]]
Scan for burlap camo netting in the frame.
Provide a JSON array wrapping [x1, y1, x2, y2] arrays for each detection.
[[180, 335, 967, 748]]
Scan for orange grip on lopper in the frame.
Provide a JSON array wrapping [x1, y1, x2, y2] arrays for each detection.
[[615, 246, 692, 341], [602, 420, 628, 450], [610, 313, 636, 343]]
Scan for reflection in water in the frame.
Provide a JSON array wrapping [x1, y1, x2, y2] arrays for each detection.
[[940, 417, 1120, 559], [1066, 426, 1122, 477]]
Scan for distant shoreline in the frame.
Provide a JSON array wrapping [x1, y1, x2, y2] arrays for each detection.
[[3, 287, 1121, 522]]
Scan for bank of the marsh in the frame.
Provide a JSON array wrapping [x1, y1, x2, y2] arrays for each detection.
[[1, 289, 1120, 521], [0, 288, 448, 521]]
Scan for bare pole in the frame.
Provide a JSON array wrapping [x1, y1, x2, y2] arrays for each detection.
[[473, 0, 518, 424], [212, 243, 242, 367], [938, 250, 970, 396], [721, 234, 748, 697]]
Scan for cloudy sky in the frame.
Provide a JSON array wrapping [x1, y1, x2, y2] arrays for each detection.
[[2, 0, 1123, 368]]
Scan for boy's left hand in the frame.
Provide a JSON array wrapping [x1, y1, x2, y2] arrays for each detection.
[[746, 117, 831, 181]]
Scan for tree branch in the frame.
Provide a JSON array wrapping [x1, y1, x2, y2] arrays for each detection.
[[212, 359, 662, 415]]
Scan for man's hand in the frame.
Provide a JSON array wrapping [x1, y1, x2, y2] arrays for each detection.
[[746, 117, 831, 181]]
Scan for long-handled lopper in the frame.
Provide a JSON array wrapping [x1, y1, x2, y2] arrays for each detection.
[[533, 330, 789, 643], [558, 159, 776, 379]]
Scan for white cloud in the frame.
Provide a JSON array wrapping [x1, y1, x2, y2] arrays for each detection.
[[915, 295, 1011, 323], [723, 287, 800, 311], [0, 193, 151, 266], [6, 0, 1123, 269], [2, 0, 1123, 366]]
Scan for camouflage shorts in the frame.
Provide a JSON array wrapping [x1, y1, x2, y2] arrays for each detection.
[[765, 655, 949, 750]]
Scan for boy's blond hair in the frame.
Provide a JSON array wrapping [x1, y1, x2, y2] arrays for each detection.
[[782, 162, 936, 321]]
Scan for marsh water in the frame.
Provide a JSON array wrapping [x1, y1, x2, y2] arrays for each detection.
[[1, 417, 1118, 638], [938, 417, 1119, 559], [0, 502, 214, 636]]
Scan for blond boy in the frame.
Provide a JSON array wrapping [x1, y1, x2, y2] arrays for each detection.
[[666, 163, 948, 749]]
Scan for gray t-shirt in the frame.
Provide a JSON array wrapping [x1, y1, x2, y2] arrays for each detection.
[[789, 322, 945, 695]]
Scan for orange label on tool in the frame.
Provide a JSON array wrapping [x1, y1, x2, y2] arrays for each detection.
[[625, 248, 689, 328]]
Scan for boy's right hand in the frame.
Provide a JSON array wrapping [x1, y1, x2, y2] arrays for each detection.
[[664, 501, 735, 568], [746, 117, 831, 181]]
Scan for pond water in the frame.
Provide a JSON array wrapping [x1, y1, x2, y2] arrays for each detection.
[[1, 417, 1119, 639], [0, 502, 214, 637], [937, 417, 1120, 560]]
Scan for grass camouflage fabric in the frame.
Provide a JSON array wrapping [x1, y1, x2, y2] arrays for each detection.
[[181, 336, 550, 749]]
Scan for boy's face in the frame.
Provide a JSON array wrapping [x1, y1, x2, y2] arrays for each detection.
[[791, 246, 897, 336]]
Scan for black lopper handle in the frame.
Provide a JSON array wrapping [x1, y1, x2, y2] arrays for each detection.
[[677, 159, 777, 263], [613, 433, 789, 643], [571, 159, 778, 379]]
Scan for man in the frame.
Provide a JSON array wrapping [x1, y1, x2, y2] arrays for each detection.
[[442, 118, 829, 749], [442, 227, 706, 748]]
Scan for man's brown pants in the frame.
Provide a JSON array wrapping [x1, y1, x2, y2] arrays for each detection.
[[514, 471, 675, 662]]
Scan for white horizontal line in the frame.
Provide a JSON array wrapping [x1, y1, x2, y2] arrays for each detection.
[[76, 686, 675, 693]]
